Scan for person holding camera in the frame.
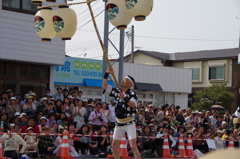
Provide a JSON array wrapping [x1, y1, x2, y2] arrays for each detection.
[[88, 103, 107, 127]]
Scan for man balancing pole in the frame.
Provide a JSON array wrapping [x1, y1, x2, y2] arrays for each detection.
[[102, 68, 141, 159]]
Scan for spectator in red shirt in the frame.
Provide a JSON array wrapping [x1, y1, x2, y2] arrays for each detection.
[[20, 117, 40, 133]]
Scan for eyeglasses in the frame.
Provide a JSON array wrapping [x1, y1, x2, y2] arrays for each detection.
[[38, 114, 43, 115]]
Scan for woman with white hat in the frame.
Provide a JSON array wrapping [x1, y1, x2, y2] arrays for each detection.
[[6, 97, 21, 117], [214, 130, 224, 150]]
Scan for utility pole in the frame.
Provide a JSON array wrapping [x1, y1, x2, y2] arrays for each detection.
[[118, 30, 125, 83], [102, 0, 109, 102], [131, 25, 134, 63]]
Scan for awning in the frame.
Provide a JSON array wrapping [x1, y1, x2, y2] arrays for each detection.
[[135, 82, 163, 91], [83, 79, 115, 87]]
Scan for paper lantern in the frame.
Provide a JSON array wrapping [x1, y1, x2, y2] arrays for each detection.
[[126, 0, 153, 21], [53, 6, 77, 40], [31, 0, 44, 5], [34, 8, 56, 42], [46, 0, 56, 2], [106, 0, 132, 30]]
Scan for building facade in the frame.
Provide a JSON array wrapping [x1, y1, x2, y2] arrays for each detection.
[[0, 0, 66, 98], [125, 48, 240, 111], [54, 57, 192, 109]]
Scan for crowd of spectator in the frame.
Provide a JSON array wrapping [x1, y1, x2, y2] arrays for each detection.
[[0, 87, 240, 158]]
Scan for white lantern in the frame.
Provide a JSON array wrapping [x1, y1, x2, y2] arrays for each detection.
[[34, 8, 56, 42], [46, 0, 56, 2], [106, 0, 132, 30], [53, 6, 77, 40], [125, 0, 153, 21], [31, 0, 44, 5]]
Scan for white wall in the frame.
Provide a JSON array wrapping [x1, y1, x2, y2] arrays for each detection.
[[112, 62, 192, 93], [0, 0, 66, 65], [174, 93, 188, 110]]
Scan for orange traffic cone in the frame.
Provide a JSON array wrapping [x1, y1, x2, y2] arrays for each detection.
[[176, 135, 187, 158], [186, 135, 195, 158], [162, 134, 173, 158], [228, 137, 234, 149], [119, 137, 131, 158], [0, 138, 6, 159], [59, 130, 73, 158]]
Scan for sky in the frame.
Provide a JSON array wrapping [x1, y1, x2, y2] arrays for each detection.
[[66, 0, 240, 60]]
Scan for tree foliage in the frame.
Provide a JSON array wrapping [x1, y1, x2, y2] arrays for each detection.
[[192, 84, 234, 110]]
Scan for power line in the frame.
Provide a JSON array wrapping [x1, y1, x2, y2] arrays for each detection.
[[135, 35, 239, 41], [77, 9, 105, 30], [76, 0, 100, 17]]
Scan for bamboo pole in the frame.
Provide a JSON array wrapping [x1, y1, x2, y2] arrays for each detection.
[[37, 0, 96, 9], [86, 0, 119, 87]]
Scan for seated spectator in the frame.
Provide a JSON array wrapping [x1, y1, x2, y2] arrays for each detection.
[[23, 96, 36, 115], [74, 124, 92, 154], [192, 128, 209, 154], [61, 118, 69, 127], [38, 126, 56, 157], [2, 129, 27, 159], [72, 99, 85, 129], [43, 102, 55, 117], [38, 116, 47, 132], [35, 111, 44, 125], [97, 125, 110, 152], [88, 103, 107, 127], [141, 125, 157, 152], [36, 97, 48, 114], [57, 112, 68, 125], [14, 123, 21, 133], [155, 124, 176, 156], [214, 130, 224, 150], [21, 117, 40, 133], [0, 112, 9, 132], [6, 97, 21, 117], [24, 127, 38, 152], [53, 99, 63, 120], [46, 113, 56, 127]]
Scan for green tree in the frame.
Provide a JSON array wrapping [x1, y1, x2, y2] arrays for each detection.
[[192, 84, 234, 110]]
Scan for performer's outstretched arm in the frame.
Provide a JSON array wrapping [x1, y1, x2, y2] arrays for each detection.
[[102, 68, 113, 90]]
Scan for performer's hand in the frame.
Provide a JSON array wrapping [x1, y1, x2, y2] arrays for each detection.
[[119, 91, 125, 99], [106, 68, 114, 74]]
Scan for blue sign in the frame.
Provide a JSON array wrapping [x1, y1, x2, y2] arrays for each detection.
[[54, 57, 103, 86]]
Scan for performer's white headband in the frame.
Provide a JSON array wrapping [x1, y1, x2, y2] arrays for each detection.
[[125, 76, 134, 89]]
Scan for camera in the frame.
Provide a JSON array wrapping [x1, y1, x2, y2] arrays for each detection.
[[99, 116, 103, 122]]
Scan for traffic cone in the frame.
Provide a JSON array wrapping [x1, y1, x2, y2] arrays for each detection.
[[119, 137, 131, 158], [176, 135, 187, 158], [186, 135, 195, 158], [0, 138, 6, 159], [59, 130, 73, 158], [162, 134, 173, 158], [228, 137, 234, 150]]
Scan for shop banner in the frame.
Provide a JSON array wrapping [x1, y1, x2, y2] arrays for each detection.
[[54, 57, 103, 85]]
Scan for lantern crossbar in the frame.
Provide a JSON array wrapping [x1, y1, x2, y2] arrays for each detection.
[[108, 39, 120, 54], [86, 0, 119, 87], [37, 0, 96, 9]]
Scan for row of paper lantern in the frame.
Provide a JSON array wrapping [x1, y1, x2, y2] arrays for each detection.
[[33, 0, 153, 41], [106, 0, 153, 30], [34, 6, 77, 41]]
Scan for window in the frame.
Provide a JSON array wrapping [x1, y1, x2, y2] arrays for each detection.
[[2, 0, 38, 14], [209, 66, 224, 80], [0, 62, 6, 75], [192, 68, 200, 81]]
